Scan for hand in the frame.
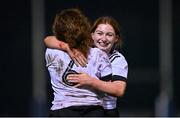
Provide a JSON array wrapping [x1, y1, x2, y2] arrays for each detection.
[[67, 72, 93, 87], [44, 36, 87, 67], [72, 49, 87, 67], [58, 40, 87, 67], [65, 47, 87, 67]]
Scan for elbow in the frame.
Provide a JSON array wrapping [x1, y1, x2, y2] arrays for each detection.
[[111, 81, 127, 97], [113, 89, 125, 97], [44, 36, 49, 46]]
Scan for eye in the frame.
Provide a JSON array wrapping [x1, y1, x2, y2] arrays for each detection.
[[97, 32, 103, 35], [107, 34, 113, 36], [107, 33, 115, 37], [95, 31, 103, 35]]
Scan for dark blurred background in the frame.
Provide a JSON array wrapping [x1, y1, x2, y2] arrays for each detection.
[[0, 0, 179, 116]]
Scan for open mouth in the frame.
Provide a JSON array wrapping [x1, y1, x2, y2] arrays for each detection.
[[98, 41, 110, 47]]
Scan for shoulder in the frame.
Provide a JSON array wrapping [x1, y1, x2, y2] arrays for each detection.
[[110, 50, 128, 78], [88, 47, 110, 65], [90, 47, 106, 54], [109, 50, 128, 66], [45, 48, 64, 55], [109, 50, 126, 61], [89, 47, 108, 58], [45, 48, 68, 60]]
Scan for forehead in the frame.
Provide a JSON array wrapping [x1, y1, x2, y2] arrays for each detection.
[[96, 24, 115, 33]]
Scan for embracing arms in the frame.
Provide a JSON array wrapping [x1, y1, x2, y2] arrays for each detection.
[[44, 36, 87, 67], [67, 73, 126, 97], [44, 36, 127, 97]]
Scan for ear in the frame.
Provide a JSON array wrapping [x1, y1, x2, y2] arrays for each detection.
[[114, 35, 119, 42]]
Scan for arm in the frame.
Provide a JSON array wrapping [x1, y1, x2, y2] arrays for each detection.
[[67, 73, 126, 97], [44, 36, 70, 52], [44, 36, 87, 67]]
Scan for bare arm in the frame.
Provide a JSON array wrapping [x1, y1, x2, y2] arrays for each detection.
[[44, 36, 65, 50], [67, 73, 126, 97], [44, 36, 87, 67]]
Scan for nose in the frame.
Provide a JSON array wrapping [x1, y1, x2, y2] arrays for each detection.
[[101, 34, 107, 41]]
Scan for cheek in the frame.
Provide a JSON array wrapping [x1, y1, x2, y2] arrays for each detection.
[[92, 35, 99, 42], [91, 34, 96, 41], [110, 38, 118, 45]]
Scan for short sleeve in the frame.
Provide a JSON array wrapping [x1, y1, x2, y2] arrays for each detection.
[[111, 54, 128, 78]]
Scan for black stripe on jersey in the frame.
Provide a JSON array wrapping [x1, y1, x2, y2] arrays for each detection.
[[112, 75, 127, 82], [99, 74, 112, 81], [110, 55, 121, 63], [68, 60, 74, 68], [109, 52, 118, 60]]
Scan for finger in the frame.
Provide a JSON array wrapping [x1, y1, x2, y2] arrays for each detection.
[[75, 56, 87, 67], [80, 56, 87, 66], [72, 57, 80, 67], [67, 76, 79, 82], [70, 54, 85, 67], [67, 79, 77, 83], [73, 49, 87, 67], [67, 74, 79, 78], [74, 84, 81, 88], [66, 48, 80, 67], [77, 53, 87, 65], [81, 55, 88, 64], [74, 53, 87, 64]]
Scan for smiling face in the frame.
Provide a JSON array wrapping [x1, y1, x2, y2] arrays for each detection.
[[91, 24, 118, 54]]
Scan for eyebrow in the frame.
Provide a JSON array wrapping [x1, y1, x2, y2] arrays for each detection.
[[95, 30, 115, 34]]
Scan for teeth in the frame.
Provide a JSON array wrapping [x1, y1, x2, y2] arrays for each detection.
[[99, 42, 109, 46]]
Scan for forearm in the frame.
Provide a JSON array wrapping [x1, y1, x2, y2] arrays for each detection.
[[90, 78, 126, 97], [44, 36, 87, 67], [68, 73, 127, 97], [44, 36, 68, 51]]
